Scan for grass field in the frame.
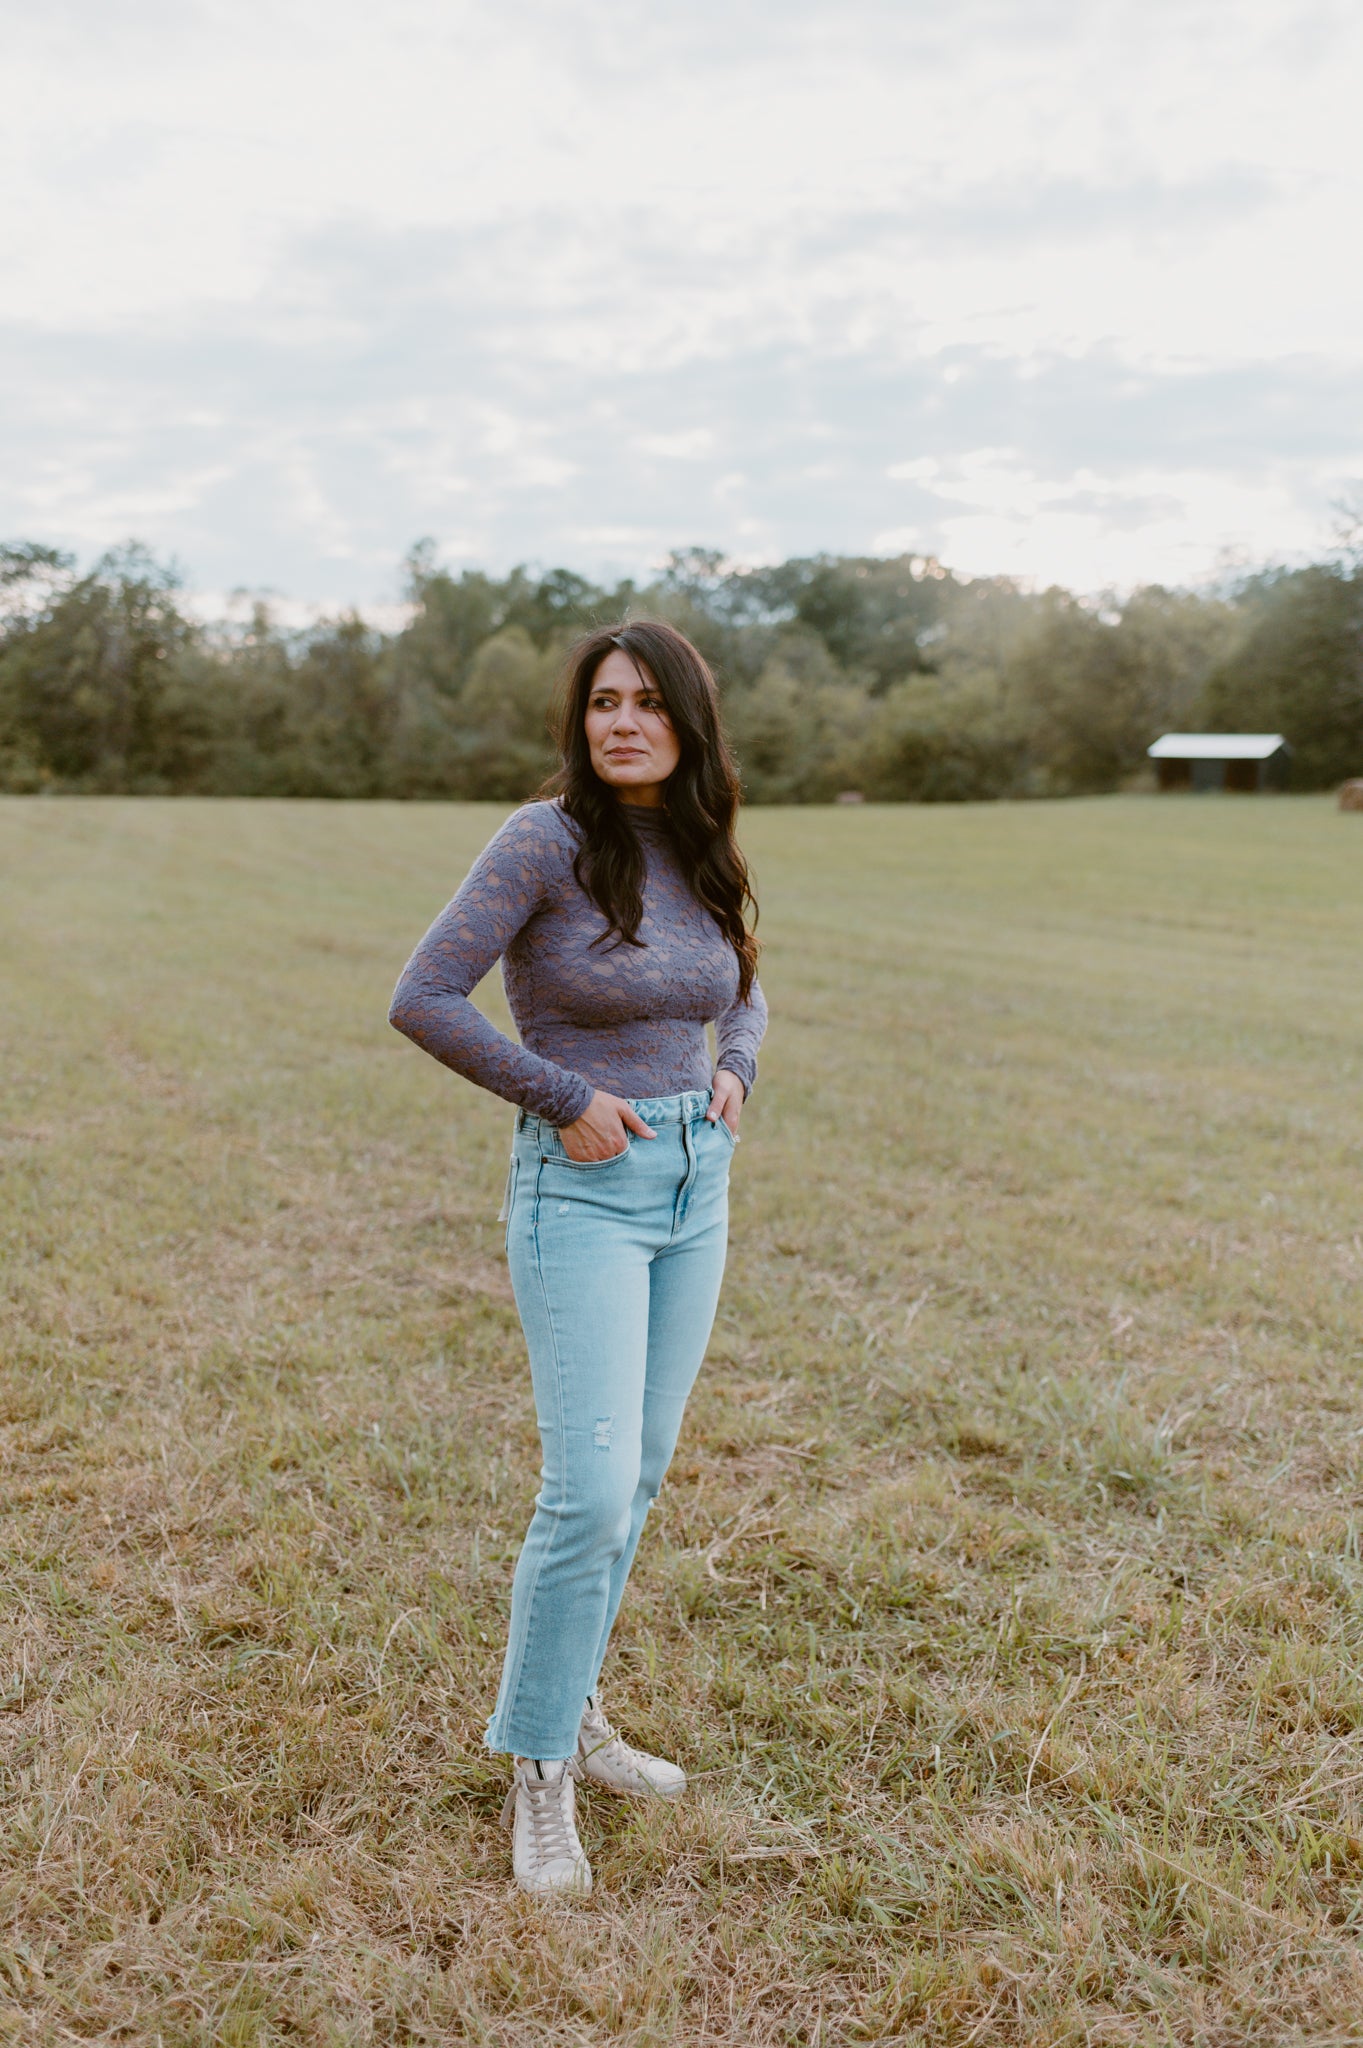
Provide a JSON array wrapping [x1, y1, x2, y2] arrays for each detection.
[[3, 793, 1363, 2046]]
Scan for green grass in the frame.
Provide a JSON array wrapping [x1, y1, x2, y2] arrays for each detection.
[[3, 793, 1363, 2046]]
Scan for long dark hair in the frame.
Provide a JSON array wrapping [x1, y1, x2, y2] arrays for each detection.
[[540, 619, 759, 1001]]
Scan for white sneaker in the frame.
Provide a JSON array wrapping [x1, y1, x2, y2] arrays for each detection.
[[501, 1759, 592, 1896], [573, 1695, 686, 1800]]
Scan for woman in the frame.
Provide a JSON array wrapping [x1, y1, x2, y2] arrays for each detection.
[[388, 619, 766, 1896]]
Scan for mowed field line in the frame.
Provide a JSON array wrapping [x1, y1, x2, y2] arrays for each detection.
[[2, 794, 1363, 2046]]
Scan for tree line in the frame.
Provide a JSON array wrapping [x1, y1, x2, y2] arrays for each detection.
[[2, 537, 1360, 801]]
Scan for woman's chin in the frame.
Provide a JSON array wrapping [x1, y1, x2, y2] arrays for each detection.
[[598, 766, 664, 793]]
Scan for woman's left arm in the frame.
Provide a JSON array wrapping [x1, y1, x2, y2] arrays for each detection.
[[709, 978, 768, 1132]]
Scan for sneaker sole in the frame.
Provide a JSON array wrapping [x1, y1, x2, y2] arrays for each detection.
[[513, 1867, 593, 1898]]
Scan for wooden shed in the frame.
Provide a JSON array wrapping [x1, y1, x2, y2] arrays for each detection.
[[1147, 733, 1291, 793]]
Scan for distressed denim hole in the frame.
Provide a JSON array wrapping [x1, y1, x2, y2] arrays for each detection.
[[593, 1415, 614, 1451]]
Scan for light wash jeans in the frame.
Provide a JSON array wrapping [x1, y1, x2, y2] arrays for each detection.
[[484, 1089, 733, 1760]]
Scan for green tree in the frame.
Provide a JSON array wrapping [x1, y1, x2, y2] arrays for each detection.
[[391, 548, 506, 700], [1204, 567, 1363, 787], [855, 675, 1025, 801], [450, 626, 559, 799], [724, 663, 867, 802], [286, 614, 394, 797], [1002, 584, 1236, 794], [0, 544, 203, 790], [742, 553, 952, 692], [188, 601, 298, 795], [4, 533, 1356, 805]]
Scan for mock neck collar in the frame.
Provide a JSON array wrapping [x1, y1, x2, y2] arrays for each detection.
[[620, 802, 673, 836]]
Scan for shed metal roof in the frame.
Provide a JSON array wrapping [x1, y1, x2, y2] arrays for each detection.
[[1148, 733, 1289, 761]]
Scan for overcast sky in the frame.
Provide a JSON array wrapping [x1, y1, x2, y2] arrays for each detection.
[[3, 0, 1361, 610]]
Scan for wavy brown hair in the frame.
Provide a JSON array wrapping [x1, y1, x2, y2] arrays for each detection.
[[540, 619, 759, 1001]]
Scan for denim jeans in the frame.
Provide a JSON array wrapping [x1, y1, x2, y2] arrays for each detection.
[[484, 1089, 733, 1759]]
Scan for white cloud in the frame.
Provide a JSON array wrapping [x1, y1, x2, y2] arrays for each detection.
[[1, 0, 1361, 601], [636, 430, 716, 461]]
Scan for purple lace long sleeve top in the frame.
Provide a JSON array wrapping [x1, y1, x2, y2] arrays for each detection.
[[388, 800, 768, 1125]]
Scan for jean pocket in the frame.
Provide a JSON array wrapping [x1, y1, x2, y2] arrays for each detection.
[[712, 1114, 739, 1148], [546, 1138, 632, 1170]]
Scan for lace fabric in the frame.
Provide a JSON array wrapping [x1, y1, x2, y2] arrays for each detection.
[[389, 800, 767, 1125]]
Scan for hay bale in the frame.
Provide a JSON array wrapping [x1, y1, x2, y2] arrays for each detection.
[[1339, 779, 1363, 811]]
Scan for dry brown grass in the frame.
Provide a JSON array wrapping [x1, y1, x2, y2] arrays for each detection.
[[4, 794, 1363, 2045]]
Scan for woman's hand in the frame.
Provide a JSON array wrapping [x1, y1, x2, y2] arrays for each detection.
[[559, 1089, 656, 1162], [707, 1068, 745, 1136]]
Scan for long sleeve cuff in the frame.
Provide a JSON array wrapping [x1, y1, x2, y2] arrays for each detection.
[[715, 1049, 757, 1096], [529, 1067, 596, 1125]]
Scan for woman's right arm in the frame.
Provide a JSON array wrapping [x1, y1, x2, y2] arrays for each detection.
[[387, 806, 595, 1127]]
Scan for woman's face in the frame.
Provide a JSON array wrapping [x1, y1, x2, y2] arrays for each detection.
[[584, 648, 681, 805]]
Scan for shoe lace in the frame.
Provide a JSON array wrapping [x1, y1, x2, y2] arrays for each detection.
[[515, 1770, 579, 1864], [576, 1704, 646, 1774], [579, 1700, 614, 1745]]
